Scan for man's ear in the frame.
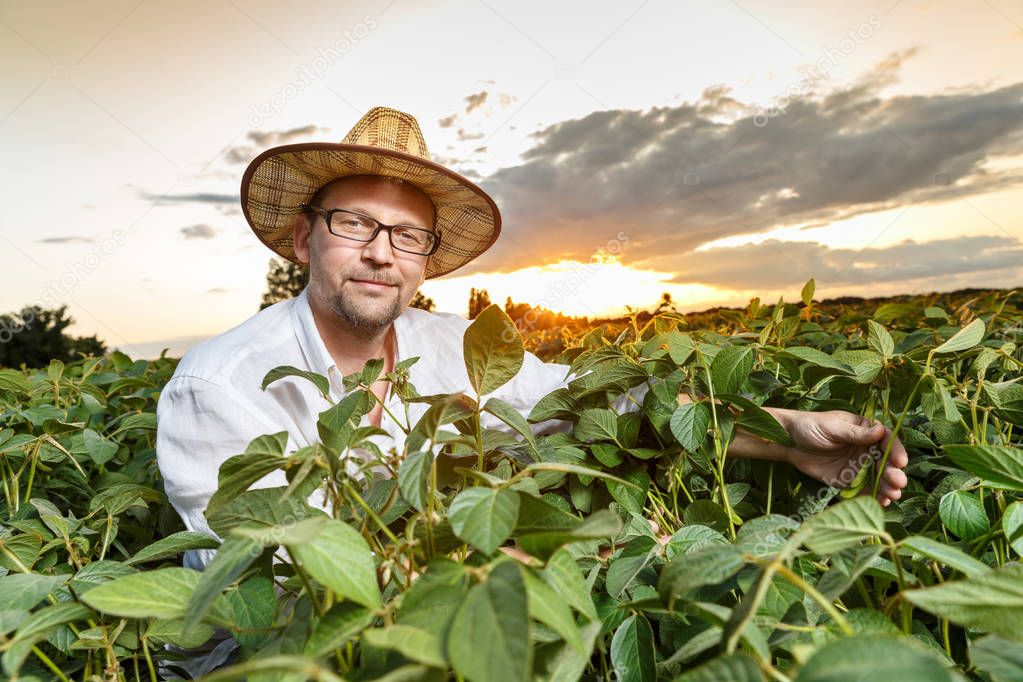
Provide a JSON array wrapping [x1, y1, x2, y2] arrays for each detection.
[[292, 214, 312, 265]]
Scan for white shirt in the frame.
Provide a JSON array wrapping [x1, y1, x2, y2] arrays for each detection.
[[155, 286, 645, 568]]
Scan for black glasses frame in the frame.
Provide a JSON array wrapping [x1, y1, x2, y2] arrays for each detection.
[[299, 203, 442, 256]]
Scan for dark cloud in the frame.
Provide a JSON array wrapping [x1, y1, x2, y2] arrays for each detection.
[[225, 125, 329, 164], [438, 114, 458, 128], [35, 236, 93, 244], [143, 192, 237, 207], [181, 224, 217, 240], [664, 235, 1023, 289], [461, 52, 1023, 284]]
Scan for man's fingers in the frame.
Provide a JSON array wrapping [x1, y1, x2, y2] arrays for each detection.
[[879, 482, 902, 501], [884, 465, 908, 490], [838, 417, 886, 445]]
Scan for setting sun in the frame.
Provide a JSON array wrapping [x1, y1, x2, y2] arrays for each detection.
[[420, 258, 723, 318]]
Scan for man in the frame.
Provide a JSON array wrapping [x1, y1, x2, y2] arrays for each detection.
[[156, 106, 908, 569]]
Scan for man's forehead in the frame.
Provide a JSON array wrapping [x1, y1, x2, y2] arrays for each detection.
[[319, 176, 435, 223]]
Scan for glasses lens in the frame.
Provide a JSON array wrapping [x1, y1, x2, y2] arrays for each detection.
[[391, 227, 436, 254], [330, 211, 377, 239]]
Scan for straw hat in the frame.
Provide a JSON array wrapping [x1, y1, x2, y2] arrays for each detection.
[[240, 106, 502, 279]]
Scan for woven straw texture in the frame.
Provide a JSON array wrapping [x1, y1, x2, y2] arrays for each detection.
[[240, 107, 501, 279]]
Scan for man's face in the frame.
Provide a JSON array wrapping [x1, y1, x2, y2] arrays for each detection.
[[292, 175, 435, 335]]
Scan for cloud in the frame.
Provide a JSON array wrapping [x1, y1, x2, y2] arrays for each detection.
[[457, 128, 485, 141], [181, 224, 217, 240], [143, 192, 237, 207], [207, 287, 228, 294], [224, 125, 329, 164], [35, 236, 93, 244], [438, 114, 458, 128], [460, 52, 1023, 281], [663, 234, 1023, 289], [465, 90, 488, 113]]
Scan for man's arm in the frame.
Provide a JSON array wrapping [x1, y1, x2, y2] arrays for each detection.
[[678, 390, 909, 506], [156, 376, 288, 568]]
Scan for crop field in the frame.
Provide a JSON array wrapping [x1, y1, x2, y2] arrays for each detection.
[[0, 282, 1021, 681]]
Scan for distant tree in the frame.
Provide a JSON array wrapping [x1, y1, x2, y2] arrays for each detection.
[[410, 291, 436, 312], [0, 304, 108, 369], [259, 256, 437, 313], [260, 258, 309, 310], [502, 297, 579, 332], [468, 288, 491, 319], [654, 292, 678, 314]]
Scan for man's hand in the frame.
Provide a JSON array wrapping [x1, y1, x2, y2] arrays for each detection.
[[679, 390, 910, 506], [777, 409, 909, 507]]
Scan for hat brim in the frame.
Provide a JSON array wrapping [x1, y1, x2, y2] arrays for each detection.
[[240, 142, 501, 279]]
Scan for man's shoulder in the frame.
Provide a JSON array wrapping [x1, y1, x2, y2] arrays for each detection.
[[170, 297, 297, 388], [400, 305, 471, 333]]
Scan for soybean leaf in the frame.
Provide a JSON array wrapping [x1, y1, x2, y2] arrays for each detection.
[[777, 347, 854, 374], [541, 549, 599, 622], [463, 304, 524, 397], [670, 402, 711, 452], [574, 408, 619, 443], [900, 535, 990, 578], [903, 563, 1023, 642], [126, 531, 221, 565], [80, 566, 201, 619], [970, 635, 1023, 682], [794, 634, 954, 681], [0, 573, 66, 611], [363, 625, 446, 668], [523, 569, 585, 653], [261, 366, 330, 400], [609, 614, 656, 682], [939, 490, 990, 541], [287, 519, 381, 609], [1003, 501, 1023, 556], [710, 345, 754, 394], [944, 444, 1023, 491], [304, 602, 375, 658], [801, 497, 885, 555], [397, 450, 432, 512], [447, 560, 531, 682], [658, 544, 745, 605], [933, 318, 985, 354], [867, 319, 895, 359], [801, 278, 815, 307], [483, 397, 539, 454], [2, 602, 94, 677], [676, 653, 765, 681], [184, 534, 262, 633], [448, 487, 520, 556]]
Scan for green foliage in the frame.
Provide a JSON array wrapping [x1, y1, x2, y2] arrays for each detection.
[[0, 284, 1021, 679], [0, 304, 107, 369]]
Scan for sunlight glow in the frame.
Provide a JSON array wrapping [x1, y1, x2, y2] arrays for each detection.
[[420, 258, 723, 318]]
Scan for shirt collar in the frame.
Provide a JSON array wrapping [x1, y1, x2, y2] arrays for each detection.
[[291, 285, 409, 397]]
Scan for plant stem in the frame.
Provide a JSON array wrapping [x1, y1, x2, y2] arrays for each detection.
[[32, 645, 70, 682]]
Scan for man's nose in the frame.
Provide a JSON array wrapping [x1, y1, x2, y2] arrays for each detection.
[[362, 228, 396, 265]]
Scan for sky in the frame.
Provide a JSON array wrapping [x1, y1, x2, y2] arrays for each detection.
[[1, 0, 1022, 359]]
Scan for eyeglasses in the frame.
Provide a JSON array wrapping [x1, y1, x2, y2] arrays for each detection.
[[299, 203, 441, 256]]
